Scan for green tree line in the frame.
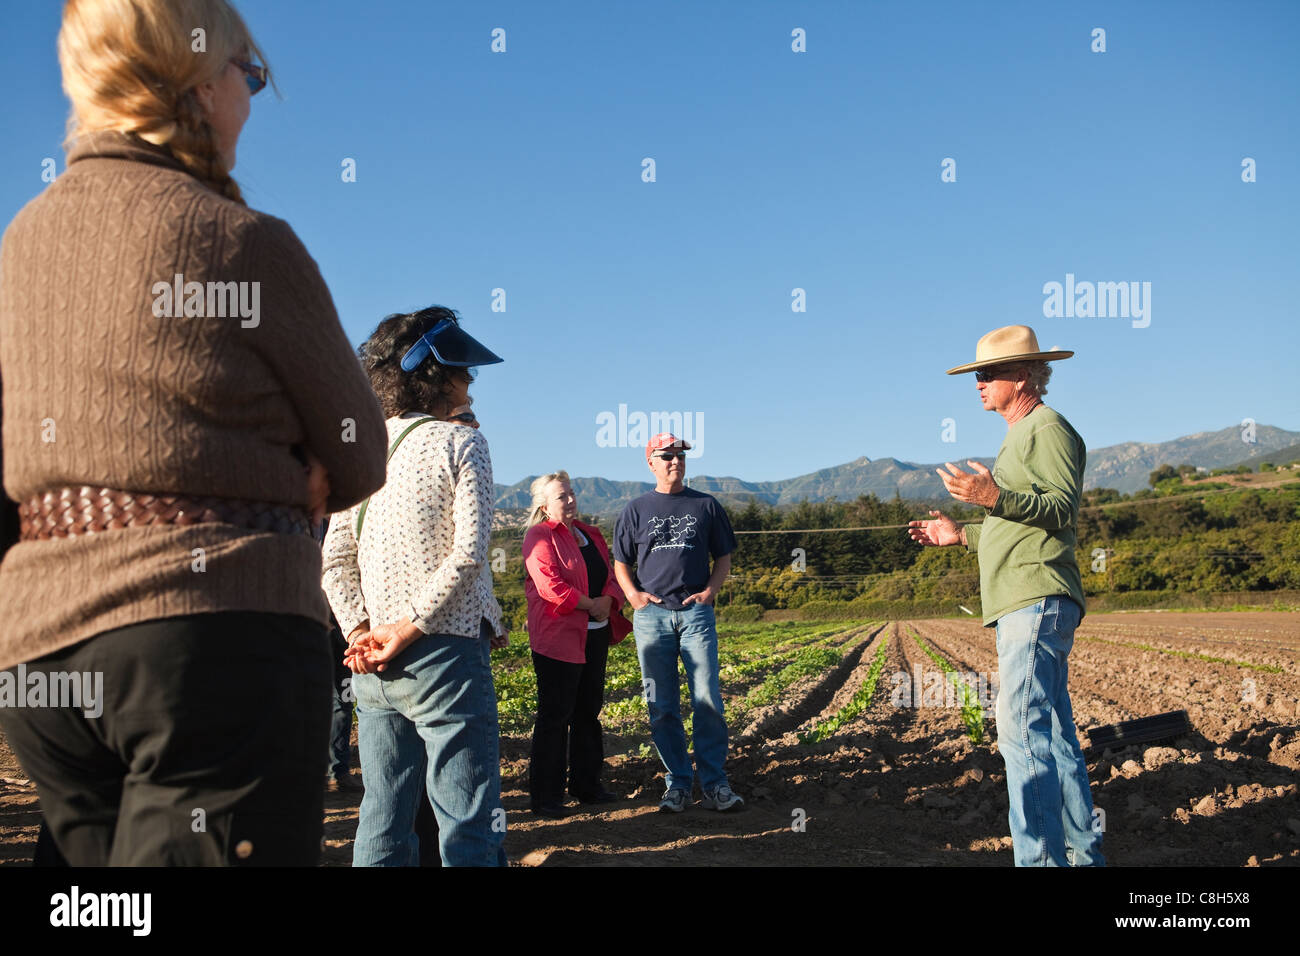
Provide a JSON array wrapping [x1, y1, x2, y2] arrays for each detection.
[[488, 481, 1300, 628]]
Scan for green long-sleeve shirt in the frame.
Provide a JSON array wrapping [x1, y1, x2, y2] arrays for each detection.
[[964, 404, 1087, 626]]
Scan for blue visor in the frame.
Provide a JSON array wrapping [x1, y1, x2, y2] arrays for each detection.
[[400, 319, 504, 372]]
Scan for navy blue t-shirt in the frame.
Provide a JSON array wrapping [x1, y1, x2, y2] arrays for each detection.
[[613, 488, 737, 610]]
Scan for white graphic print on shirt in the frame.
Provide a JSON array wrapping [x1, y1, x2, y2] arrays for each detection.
[[648, 514, 697, 552]]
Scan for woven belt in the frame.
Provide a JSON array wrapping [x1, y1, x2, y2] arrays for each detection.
[[18, 486, 312, 541]]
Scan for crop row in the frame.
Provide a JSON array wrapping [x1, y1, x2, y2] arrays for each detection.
[[495, 621, 869, 736], [652, 623, 870, 737], [908, 627, 986, 744], [798, 633, 890, 744], [1075, 635, 1283, 673], [604, 623, 858, 728], [718, 624, 859, 682]]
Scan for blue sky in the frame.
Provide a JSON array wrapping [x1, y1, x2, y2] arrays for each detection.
[[3, 1, 1297, 486]]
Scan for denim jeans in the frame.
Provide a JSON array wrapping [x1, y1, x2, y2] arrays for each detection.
[[994, 596, 1105, 867], [633, 602, 729, 794], [352, 620, 506, 867]]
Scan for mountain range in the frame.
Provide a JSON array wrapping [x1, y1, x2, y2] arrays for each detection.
[[493, 423, 1300, 519]]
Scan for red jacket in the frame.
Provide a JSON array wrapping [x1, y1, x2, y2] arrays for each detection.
[[523, 519, 631, 662]]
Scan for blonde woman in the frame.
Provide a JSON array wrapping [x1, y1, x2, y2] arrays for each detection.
[[0, 0, 387, 865], [522, 472, 630, 817]]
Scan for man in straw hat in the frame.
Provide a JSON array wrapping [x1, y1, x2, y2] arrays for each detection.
[[908, 325, 1104, 867]]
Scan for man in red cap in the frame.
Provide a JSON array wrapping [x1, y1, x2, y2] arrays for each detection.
[[613, 433, 741, 813]]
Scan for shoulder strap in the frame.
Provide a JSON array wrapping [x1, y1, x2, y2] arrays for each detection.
[[355, 417, 438, 540]]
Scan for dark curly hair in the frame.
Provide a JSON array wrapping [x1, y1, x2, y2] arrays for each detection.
[[359, 306, 476, 418]]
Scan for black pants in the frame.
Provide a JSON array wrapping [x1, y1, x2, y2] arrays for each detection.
[[529, 626, 610, 806], [327, 620, 352, 779], [0, 611, 332, 866]]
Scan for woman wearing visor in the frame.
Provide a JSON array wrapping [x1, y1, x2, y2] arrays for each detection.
[[322, 306, 509, 867]]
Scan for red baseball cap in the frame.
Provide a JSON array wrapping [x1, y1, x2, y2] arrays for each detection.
[[646, 432, 692, 459]]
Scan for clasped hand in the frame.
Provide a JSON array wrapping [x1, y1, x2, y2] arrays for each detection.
[[343, 619, 419, 675], [587, 594, 614, 622]]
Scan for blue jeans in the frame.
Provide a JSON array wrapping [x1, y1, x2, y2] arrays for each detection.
[[352, 620, 506, 867], [994, 597, 1105, 867], [633, 602, 729, 794]]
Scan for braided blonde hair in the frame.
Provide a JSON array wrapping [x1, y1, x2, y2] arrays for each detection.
[[58, 0, 269, 204]]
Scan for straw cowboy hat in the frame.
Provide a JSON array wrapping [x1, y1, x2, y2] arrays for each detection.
[[945, 325, 1074, 375]]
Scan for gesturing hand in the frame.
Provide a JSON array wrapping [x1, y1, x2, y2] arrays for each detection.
[[937, 461, 1000, 509], [907, 510, 963, 547]]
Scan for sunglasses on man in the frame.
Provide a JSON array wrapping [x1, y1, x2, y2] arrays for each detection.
[[974, 366, 1018, 383], [652, 451, 687, 461]]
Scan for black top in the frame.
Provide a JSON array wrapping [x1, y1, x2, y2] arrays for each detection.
[[578, 528, 607, 598]]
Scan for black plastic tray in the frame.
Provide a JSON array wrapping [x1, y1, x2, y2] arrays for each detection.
[[1085, 709, 1192, 753]]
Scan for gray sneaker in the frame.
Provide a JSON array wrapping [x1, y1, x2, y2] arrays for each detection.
[[658, 789, 689, 813], [701, 785, 744, 811]]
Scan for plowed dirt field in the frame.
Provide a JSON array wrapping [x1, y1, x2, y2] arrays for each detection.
[[2, 611, 1297, 866]]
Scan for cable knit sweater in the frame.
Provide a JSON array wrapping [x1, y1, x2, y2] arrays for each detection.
[[0, 131, 388, 670]]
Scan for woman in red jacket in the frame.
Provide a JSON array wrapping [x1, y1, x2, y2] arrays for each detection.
[[522, 471, 631, 817]]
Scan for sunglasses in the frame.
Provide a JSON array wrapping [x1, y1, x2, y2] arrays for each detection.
[[652, 451, 686, 461], [230, 59, 268, 95], [448, 412, 478, 425], [974, 366, 1016, 383]]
